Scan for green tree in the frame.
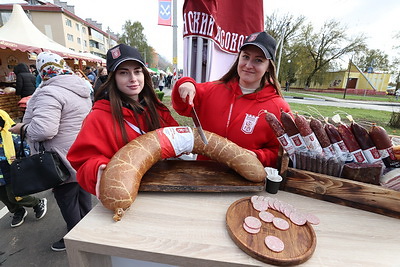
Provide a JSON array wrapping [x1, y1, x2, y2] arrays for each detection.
[[392, 32, 400, 89], [300, 20, 366, 88], [264, 12, 306, 84], [353, 48, 390, 72], [119, 20, 154, 66]]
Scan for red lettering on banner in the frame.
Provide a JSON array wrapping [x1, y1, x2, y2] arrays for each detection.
[[182, 0, 263, 54]]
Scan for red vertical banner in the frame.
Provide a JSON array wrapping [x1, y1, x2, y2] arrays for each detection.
[[158, 0, 172, 26], [182, 0, 264, 82], [182, 0, 264, 54]]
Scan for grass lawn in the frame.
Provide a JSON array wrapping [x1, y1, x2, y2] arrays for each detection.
[[283, 89, 397, 102]]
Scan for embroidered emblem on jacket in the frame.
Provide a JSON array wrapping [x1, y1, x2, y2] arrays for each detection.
[[241, 113, 259, 134]]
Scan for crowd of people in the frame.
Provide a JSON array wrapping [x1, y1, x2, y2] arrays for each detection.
[[1, 31, 290, 253]]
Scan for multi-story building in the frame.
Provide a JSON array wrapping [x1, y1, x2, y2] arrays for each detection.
[[0, 0, 119, 58]]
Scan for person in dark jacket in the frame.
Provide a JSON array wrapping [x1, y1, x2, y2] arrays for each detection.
[[13, 63, 36, 97]]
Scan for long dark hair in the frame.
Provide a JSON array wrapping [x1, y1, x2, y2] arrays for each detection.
[[94, 65, 170, 145], [219, 50, 283, 97]]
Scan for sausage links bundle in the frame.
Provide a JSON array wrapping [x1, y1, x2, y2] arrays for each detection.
[[99, 127, 266, 221]]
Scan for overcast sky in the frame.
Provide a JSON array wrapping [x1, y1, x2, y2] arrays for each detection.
[[5, 0, 400, 68]]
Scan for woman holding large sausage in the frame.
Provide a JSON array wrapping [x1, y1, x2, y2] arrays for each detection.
[[67, 44, 178, 196], [172, 32, 291, 167]]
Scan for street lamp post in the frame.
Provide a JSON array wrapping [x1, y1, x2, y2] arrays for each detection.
[[276, 22, 289, 80]]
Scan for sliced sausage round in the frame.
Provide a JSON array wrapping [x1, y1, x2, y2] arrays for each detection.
[[265, 235, 285, 252]]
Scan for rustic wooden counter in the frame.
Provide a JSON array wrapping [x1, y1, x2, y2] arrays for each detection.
[[65, 191, 400, 267]]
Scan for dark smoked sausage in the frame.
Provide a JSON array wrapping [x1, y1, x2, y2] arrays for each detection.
[[337, 122, 367, 163], [369, 124, 400, 168], [309, 118, 335, 157], [280, 111, 307, 151], [265, 112, 295, 158], [325, 123, 352, 160], [350, 122, 383, 164], [294, 113, 323, 154]]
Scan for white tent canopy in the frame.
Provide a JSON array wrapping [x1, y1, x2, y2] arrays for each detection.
[[0, 4, 105, 64]]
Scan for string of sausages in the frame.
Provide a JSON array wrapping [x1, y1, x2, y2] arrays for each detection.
[[265, 110, 400, 185]]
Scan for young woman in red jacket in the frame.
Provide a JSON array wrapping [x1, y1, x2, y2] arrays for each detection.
[[68, 44, 178, 196], [172, 32, 291, 168]]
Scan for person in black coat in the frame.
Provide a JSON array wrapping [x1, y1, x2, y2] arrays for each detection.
[[13, 63, 36, 97]]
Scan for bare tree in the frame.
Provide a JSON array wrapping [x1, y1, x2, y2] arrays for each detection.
[[300, 20, 366, 88], [264, 12, 306, 83], [119, 20, 154, 66], [353, 48, 390, 72]]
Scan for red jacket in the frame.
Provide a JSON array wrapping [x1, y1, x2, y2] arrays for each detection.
[[172, 77, 291, 167], [67, 99, 179, 195]]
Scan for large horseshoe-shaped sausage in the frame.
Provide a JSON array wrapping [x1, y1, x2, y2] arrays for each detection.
[[99, 127, 266, 221]]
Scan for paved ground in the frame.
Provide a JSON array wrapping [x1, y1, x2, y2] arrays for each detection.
[[0, 190, 98, 267]]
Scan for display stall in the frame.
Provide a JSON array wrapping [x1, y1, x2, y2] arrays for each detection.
[[64, 161, 400, 267]]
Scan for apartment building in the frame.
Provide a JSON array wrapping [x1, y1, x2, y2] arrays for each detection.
[[0, 0, 118, 58]]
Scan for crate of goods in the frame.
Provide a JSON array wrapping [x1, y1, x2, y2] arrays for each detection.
[[0, 94, 22, 119]]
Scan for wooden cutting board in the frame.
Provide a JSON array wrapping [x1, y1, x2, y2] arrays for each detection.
[[139, 160, 266, 192], [226, 197, 317, 266]]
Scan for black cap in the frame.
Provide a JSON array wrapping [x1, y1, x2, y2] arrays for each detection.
[[106, 44, 145, 72], [240, 32, 276, 62]]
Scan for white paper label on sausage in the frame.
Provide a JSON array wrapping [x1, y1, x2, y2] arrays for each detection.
[[337, 140, 349, 152], [363, 146, 383, 164], [379, 147, 396, 160], [303, 133, 323, 154], [322, 145, 335, 158], [160, 127, 194, 156], [278, 134, 296, 156], [289, 133, 307, 151], [351, 149, 368, 163]]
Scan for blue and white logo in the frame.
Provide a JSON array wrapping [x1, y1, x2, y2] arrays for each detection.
[[159, 1, 171, 20]]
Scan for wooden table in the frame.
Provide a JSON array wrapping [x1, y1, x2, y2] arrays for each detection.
[[65, 191, 400, 267]]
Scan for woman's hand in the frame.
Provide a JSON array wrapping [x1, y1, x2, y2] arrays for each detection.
[[9, 123, 24, 134], [178, 82, 196, 106]]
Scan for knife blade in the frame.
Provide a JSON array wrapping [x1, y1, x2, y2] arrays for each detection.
[[190, 106, 208, 145]]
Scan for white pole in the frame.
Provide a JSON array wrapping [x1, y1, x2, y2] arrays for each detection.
[[276, 22, 289, 79], [196, 37, 203, 82], [172, 0, 178, 84]]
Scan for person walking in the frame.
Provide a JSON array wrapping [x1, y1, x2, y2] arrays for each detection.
[[10, 52, 93, 252], [172, 31, 291, 168], [0, 110, 47, 228], [158, 73, 165, 91]]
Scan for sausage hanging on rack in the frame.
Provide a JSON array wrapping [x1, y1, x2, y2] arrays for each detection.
[[351, 122, 383, 165]]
